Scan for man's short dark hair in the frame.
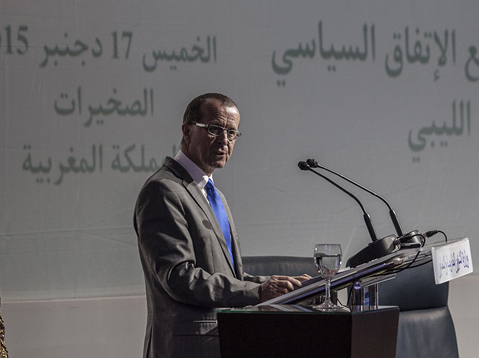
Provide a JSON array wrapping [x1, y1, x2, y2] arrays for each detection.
[[183, 93, 238, 124]]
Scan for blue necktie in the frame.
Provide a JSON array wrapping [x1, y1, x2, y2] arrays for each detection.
[[205, 179, 235, 268]]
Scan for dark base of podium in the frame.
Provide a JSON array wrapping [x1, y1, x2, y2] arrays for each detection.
[[217, 306, 399, 358]]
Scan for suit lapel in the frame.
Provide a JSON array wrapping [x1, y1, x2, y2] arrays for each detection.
[[164, 157, 237, 277], [220, 190, 243, 279]]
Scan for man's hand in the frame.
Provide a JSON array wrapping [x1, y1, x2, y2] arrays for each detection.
[[259, 274, 312, 302]]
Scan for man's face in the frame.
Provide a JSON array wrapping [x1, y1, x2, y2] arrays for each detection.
[[182, 99, 240, 176]]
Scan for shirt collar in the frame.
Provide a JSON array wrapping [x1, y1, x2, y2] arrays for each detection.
[[174, 150, 211, 190]]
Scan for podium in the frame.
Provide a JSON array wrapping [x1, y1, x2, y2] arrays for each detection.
[[218, 239, 469, 357], [217, 305, 399, 358], [218, 239, 469, 358]]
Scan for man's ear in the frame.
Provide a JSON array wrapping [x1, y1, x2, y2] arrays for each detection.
[[181, 123, 191, 144]]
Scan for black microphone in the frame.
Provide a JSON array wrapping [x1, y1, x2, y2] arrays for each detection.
[[298, 161, 380, 243], [305, 159, 423, 251], [306, 158, 403, 236], [298, 160, 399, 267]]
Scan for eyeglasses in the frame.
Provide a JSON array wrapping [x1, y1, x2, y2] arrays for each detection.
[[189, 122, 242, 141]]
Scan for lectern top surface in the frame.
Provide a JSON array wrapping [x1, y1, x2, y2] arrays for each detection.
[[258, 239, 458, 306], [218, 304, 399, 315]]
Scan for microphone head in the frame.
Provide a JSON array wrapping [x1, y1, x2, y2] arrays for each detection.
[[306, 159, 319, 168], [298, 161, 310, 170]]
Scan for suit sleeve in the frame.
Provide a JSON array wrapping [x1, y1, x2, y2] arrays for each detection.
[[135, 178, 262, 308]]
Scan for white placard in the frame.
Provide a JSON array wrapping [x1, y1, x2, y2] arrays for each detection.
[[432, 238, 473, 285]]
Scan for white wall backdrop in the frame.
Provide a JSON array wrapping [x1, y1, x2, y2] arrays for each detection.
[[1, 0, 478, 356]]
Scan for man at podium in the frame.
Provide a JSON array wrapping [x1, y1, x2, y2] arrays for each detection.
[[134, 93, 310, 358]]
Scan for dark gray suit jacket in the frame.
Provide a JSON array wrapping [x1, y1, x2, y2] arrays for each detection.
[[134, 157, 267, 358]]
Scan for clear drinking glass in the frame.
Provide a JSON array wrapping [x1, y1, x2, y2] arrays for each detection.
[[313, 244, 342, 311]]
